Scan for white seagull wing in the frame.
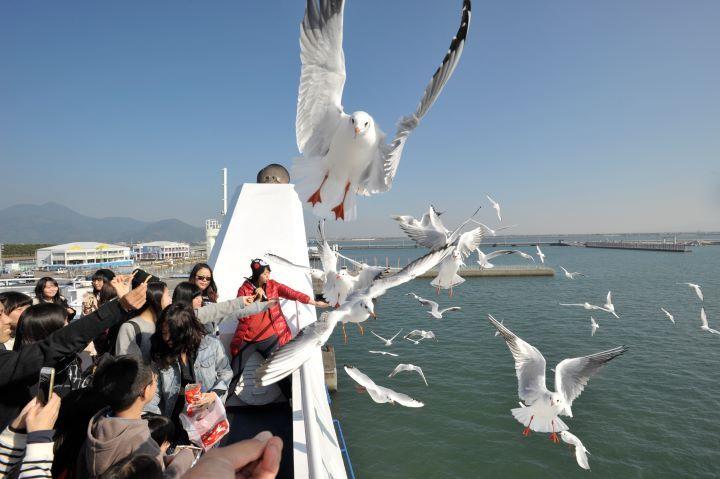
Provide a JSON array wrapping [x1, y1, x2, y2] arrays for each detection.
[[317, 220, 338, 273], [700, 307, 708, 328], [487, 314, 549, 405], [357, 0, 472, 195], [265, 253, 324, 279], [370, 330, 388, 343], [296, 0, 346, 157]]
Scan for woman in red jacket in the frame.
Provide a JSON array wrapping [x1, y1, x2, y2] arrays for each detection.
[[230, 259, 328, 397]]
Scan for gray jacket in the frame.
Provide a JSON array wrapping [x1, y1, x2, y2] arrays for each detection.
[[144, 335, 233, 417]]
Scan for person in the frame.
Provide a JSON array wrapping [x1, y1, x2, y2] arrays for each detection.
[[78, 355, 194, 478], [82, 269, 116, 316], [145, 413, 175, 454], [172, 281, 203, 310], [115, 281, 170, 360], [0, 394, 62, 479], [100, 454, 163, 479], [0, 275, 148, 429], [229, 259, 328, 395], [180, 430, 282, 479], [0, 291, 33, 350], [145, 304, 232, 441], [34, 276, 76, 320], [188, 263, 218, 305], [0, 304, 11, 350]]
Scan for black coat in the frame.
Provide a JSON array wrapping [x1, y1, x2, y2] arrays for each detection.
[[0, 299, 129, 429]]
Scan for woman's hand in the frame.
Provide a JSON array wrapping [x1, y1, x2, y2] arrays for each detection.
[[242, 296, 255, 305], [311, 300, 330, 309], [26, 393, 61, 432], [193, 391, 218, 409]]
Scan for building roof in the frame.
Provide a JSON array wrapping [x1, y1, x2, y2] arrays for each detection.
[[37, 242, 129, 253], [136, 241, 189, 248]]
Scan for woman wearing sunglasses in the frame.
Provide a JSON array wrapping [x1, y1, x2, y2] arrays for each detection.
[[188, 263, 218, 305]]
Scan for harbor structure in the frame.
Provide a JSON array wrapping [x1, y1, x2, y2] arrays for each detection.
[[205, 167, 228, 259], [132, 241, 190, 260], [36, 242, 133, 270]]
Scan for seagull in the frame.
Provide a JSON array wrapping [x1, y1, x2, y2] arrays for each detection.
[[292, 0, 472, 221], [388, 364, 428, 386], [603, 291, 616, 316], [660, 307, 675, 324], [264, 253, 325, 281], [255, 245, 453, 386], [488, 314, 627, 443], [468, 220, 517, 237], [700, 307, 720, 335], [370, 329, 403, 346], [476, 248, 535, 269], [431, 226, 484, 296], [486, 195, 502, 222], [535, 245, 546, 264], [404, 330, 437, 343], [406, 292, 461, 319], [488, 314, 503, 337], [345, 365, 424, 407], [559, 266, 585, 280], [560, 431, 591, 470], [590, 317, 599, 337], [369, 350, 399, 357], [678, 282, 704, 301], [559, 302, 619, 318], [393, 205, 481, 250]]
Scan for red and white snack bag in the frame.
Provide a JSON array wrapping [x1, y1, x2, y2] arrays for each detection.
[[180, 384, 230, 450]]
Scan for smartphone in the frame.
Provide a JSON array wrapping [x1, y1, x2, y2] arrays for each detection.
[[37, 367, 55, 405]]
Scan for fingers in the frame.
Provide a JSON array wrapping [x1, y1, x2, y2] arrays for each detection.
[[253, 437, 283, 479]]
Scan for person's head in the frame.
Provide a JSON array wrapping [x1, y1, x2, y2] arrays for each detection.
[[189, 263, 217, 302], [0, 291, 33, 330], [249, 259, 271, 287], [0, 302, 10, 344], [99, 454, 162, 479], [256, 163, 290, 184], [172, 281, 202, 310], [35, 277, 60, 302], [92, 355, 157, 413], [92, 269, 116, 295], [131, 269, 160, 289], [13, 303, 67, 350], [131, 281, 170, 320], [144, 413, 175, 454], [152, 303, 206, 369]]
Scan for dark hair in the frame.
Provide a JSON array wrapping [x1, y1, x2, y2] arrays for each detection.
[[34, 277, 62, 303], [131, 269, 160, 289], [151, 303, 206, 369], [93, 355, 155, 412], [98, 281, 118, 307], [189, 263, 218, 303], [0, 291, 33, 315], [13, 303, 67, 350], [130, 281, 167, 320], [144, 413, 175, 447], [172, 281, 201, 307], [99, 454, 162, 479], [92, 269, 115, 295], [248, 259, 271, 287]]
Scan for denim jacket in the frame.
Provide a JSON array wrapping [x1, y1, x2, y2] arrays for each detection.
[[145, 335, 232, 417]]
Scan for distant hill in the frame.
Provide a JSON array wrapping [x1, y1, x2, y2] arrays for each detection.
[[0, 202, 204, 244]]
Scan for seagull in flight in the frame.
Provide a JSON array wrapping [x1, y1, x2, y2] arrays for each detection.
[[345, 365, 423, 407], [404, 330, 437, 344], [292, 0, 472, 221], [590, 317, 599, 337], [476, 248, 535, 269], [255, 245, 453, 386], [660, 308, 675, 325], [559, 266, 585, 280], [369, 350, 399, 357], [406, 292, 461, 319], [389, 364, 429, 386], [489, 314, 503, 337], [678, 282, 704, 301], [559, 302, 619, 318], [370, 329, 403, 346], [468, 220, 517, 237], [603, 291, 617, 317], [431, 225, 484, 296], [488, 314, 627, 443], [486, 195, 502, 222], [393, 205, 481, 250], [560, 431, 591, 470], [535, 245, 546, 264], [700, 307, 720, 335], [264, 253, 325, 281]]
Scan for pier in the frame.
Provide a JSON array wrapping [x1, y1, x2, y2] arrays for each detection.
[[584, 241, 691, 253]]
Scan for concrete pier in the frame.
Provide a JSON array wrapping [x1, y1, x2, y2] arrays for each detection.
[[584, 241, 690, 252]]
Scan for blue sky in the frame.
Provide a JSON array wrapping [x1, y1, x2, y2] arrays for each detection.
[[1, 0, 718, 237]]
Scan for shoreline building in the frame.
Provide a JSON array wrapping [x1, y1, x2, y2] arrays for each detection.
[[132, 241, 190, 261], [36, 242, 133, 270]]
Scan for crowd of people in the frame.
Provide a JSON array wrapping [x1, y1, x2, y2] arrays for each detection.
[[0, 259, 328, 478]]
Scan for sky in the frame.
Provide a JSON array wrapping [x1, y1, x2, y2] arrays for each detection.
[[1, 0, 719, 238]]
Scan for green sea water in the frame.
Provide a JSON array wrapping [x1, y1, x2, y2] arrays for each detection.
[[328, 242, 720, 478]]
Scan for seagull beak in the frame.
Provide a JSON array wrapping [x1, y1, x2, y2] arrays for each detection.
[[354, 127, 360, 137], [369, 311, 376, 318]]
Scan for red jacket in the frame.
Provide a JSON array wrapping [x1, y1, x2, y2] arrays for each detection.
[[230, 279, 311, 356]]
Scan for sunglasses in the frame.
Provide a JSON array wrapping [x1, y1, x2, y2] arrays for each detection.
[[195, 275, 212, 281]]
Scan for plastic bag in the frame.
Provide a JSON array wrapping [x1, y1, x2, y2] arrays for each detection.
[[179, 384, 230, 450]]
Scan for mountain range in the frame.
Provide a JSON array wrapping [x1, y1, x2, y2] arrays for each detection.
[[0, 203, 204, 244]]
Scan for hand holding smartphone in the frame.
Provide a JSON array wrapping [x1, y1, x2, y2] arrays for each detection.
[[36, 367, 55, 406]]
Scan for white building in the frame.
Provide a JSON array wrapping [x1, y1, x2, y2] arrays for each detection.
[[36, 242, 133, 270], [133, 241, 190, 261]]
